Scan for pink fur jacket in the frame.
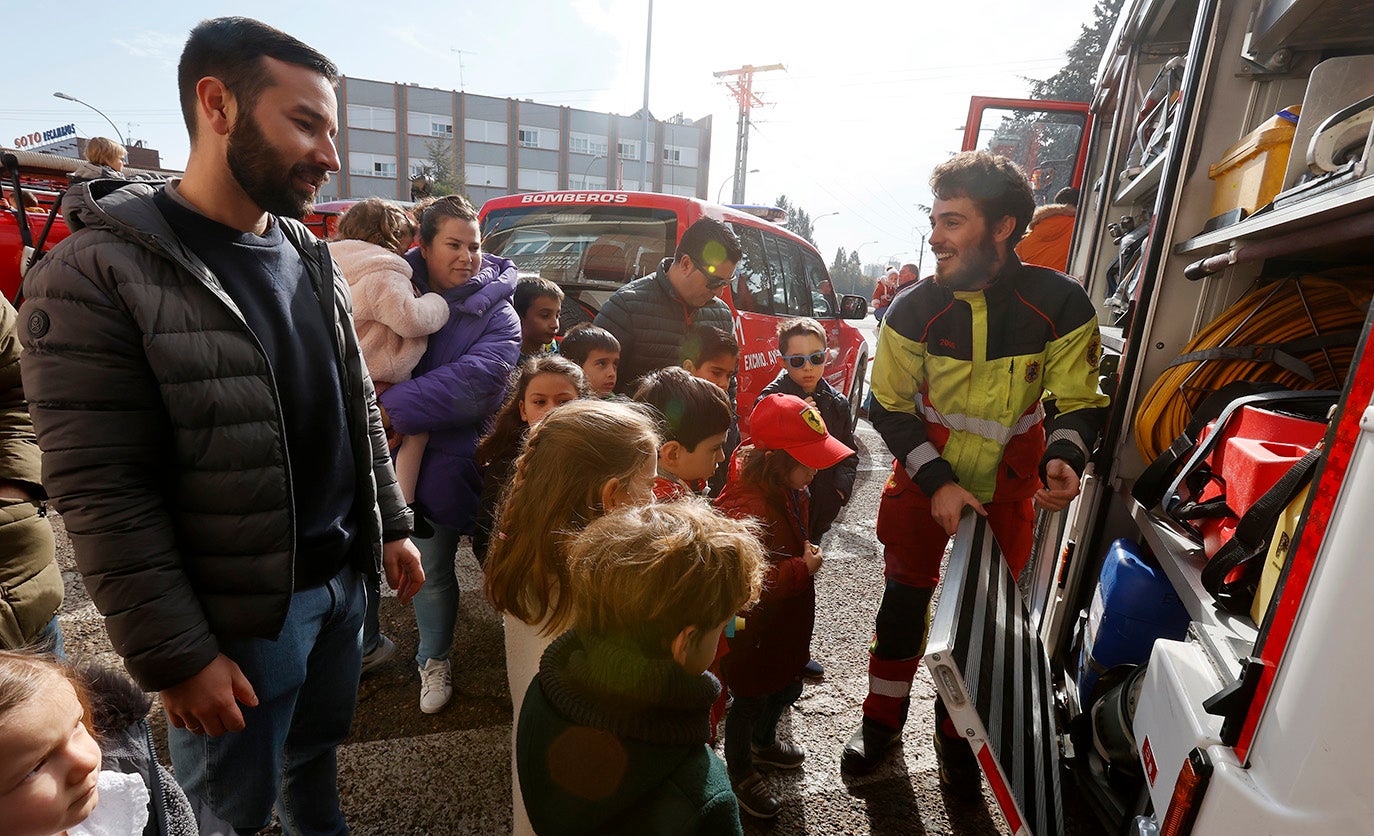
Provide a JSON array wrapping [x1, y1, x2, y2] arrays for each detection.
[[328, 239, 450, 384]]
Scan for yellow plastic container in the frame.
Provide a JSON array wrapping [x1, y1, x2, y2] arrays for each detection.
[[1207, 107, 1300, 223], [1251, 483, 1309, 623]]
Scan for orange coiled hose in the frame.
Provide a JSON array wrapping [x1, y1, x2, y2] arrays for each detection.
[[1134, 275, 1374, 462]]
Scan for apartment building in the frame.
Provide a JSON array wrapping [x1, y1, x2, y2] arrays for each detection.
[[323, 75, 712, 207]]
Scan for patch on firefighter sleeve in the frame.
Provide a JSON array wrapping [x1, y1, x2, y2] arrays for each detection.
[[26, 309, 49, 339], [1024, 360, 1040, 383], [1087, 335, 1102, 368]]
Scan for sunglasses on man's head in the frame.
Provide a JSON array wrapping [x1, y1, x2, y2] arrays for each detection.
[[782, 351, 827, 369]]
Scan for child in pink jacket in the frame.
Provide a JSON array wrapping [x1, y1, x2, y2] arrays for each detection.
[[328, 198, 449, 503]]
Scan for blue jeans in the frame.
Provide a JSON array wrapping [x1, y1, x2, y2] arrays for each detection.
[[37, 614, 65, 658], [411, 518, 463, 665], [169, 564, 364, 836]]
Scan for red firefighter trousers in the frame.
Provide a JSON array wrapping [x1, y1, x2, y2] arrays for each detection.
[[863, 470, 1034, 733]]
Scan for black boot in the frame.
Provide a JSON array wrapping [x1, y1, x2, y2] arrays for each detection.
[[933, 700, 982, 799], [840, 719, 901, 776]]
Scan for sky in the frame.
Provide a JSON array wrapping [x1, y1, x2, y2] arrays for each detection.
[[3, 0, 1100, 272]]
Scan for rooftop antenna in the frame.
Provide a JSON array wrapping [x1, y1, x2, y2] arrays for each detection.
[[450, 50, 476, 91]]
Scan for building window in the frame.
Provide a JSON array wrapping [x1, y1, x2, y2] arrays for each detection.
[[568, 173, 608, 190], [616, 140, 639, 161], [518, 168, 559, 191], [662, 144, 697, 167], [407, 111, 453, 138], [346, 104, 395, 132], [466, 163, 507, 188], [465, 119, 507, 144], [349, 152, 398, 178], [517, 126, 559, 150], [569, 132, 608, 157]]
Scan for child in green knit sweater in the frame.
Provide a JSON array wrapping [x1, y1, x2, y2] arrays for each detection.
[[516, 500, 764, 835]]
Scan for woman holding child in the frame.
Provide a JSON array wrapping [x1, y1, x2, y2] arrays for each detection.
[[376, 195, 522, 715]]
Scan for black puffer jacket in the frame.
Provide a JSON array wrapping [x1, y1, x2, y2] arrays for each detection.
[[20, 180, 411, 691], [593, 258, 733, 394]]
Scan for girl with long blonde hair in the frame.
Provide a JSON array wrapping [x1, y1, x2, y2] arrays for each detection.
[[483, 398, 659, 836]]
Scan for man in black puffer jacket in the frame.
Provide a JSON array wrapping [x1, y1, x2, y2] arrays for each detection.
[[19, 18, 423, 834], [594, 218, 741, 395]]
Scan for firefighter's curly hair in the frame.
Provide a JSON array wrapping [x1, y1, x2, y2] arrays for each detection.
[[930, 151, 1037, 247]]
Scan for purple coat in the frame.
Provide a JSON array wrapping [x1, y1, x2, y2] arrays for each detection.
[[379, 250, 521, 530]]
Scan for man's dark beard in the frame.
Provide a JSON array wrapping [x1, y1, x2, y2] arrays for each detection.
[[933, 232, 1000, 291], [226, 110, 329, 220]]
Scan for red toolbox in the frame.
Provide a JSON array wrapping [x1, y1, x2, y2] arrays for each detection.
[[1194, 406, 1327, 557]]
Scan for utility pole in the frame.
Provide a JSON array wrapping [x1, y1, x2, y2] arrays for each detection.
[[641, 1, 653, 192], [713, 63, 783, 204]]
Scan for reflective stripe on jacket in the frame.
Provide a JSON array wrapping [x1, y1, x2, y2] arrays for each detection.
[[869, 255, 1108, 503]]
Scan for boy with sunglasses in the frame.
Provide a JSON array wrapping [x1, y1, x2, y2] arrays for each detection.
[[758, 323, 851, 682], [758, 317, 858, 545], [757, 319, 856, 681]]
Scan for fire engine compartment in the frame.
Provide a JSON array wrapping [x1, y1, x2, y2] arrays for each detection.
[[1022, 0, 1374, 830]]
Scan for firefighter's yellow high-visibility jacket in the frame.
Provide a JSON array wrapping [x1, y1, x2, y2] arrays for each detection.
[[870, 256, 1109, 503]]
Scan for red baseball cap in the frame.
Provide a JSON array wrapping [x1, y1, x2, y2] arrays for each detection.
[[750, 393, 854, 469]]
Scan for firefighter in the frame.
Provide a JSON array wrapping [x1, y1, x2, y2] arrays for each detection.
[[840, 152, 1108, 794]]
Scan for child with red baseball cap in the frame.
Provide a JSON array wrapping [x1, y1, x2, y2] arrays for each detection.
[[713, 393, 854, 819]]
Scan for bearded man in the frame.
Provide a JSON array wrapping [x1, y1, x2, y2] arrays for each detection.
[[839, 152, 1108, 793], [20, 17, 423, 833]]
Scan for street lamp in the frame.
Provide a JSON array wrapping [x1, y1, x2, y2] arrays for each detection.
[[855, 240, 880, 277], [913, 204, 933, 277], [581, 153, 607, 187], [716, 168, 759, 203], [53, 92, 125, 146], [813, 211, 840, 223]]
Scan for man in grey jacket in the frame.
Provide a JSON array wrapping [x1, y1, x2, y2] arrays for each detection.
[[19, 18, 423, 834], [594, 218, 741, 395]]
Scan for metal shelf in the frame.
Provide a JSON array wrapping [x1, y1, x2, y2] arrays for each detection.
[[1129, 500, 1259, 647], [1114, 154, 1167, 205], [1176, 174, 1374, 253]]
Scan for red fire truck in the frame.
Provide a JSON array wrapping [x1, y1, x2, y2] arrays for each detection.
[[478, 190, 871, 429], [927, 1, 1374, 834]]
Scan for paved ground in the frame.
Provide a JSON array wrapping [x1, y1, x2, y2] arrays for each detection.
[[49, 319, 1099, 834]]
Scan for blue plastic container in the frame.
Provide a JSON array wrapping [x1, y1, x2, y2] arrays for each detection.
[[1077, 538, 1191, 707]]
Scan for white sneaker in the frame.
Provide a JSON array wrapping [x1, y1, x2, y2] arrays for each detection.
[[418, 658, 452, 714]]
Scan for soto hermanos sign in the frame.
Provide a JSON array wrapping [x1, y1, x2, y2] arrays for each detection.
[[13, 123, 77, 150]]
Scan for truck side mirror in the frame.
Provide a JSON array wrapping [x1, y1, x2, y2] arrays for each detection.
[[840, 294, 868, 320]]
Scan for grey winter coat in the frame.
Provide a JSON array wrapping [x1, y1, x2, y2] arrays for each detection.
[[19, 180, 411, 691], [0, 296, 61, 648], [594, 258, 733, 394]]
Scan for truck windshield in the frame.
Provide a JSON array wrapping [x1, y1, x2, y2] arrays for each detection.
[[482, 205, 678, 289]]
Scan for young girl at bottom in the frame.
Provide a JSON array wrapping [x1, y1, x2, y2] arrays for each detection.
[[713, 393, 855, 820], [484, 399, 661, 836], [471, 355, 587, 562], [0, 650, 221, 836]]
